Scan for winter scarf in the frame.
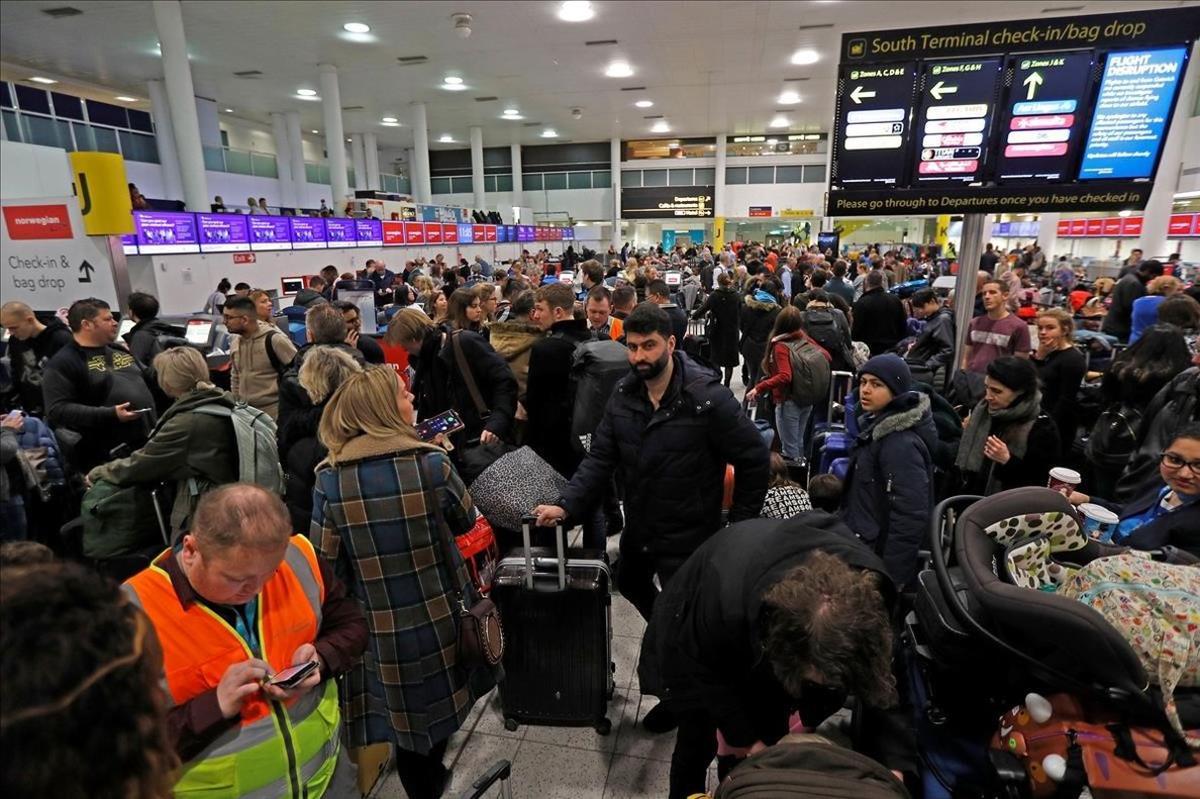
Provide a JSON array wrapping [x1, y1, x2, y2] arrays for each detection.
[[753, 289, 778, 305], [322, 428, 440, 467], [955, 389, 1042, 475]]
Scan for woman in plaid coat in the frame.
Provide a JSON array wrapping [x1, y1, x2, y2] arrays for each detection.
[[312, 366, 486, 798]]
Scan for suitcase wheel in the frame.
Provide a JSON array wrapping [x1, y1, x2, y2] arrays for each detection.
[[595, 717, 612, 736], [503, 717, 519, 733]]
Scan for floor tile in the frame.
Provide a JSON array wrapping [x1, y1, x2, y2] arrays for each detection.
[[522, 688, 628, 752], [508, 740, 613, 799], [611, 634, 641, 690], [612, 689, 678, 763], [473, 691, 527, 739], [444, 732, 522, 798], [603, 754, 672, 798], [611, 593, 647, 638]]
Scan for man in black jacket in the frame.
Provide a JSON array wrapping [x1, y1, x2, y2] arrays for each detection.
[[123, 292, 185, 366], [647, 279, 688, 343], [1, 301, 74, 416], [852, 270, 908, 356], [534, 303, 769, 621], [639, 515, 914, 798], [1102, 259, 1163, 342], [902, 288, 955, 383], [276, 304, 364, 450], [525, 283, 591, 481]]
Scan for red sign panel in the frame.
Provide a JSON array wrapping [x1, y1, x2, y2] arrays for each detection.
[[1168, 214, 1194, 236], [233, 252, 256, 264], [552, 227, 563, 240], [1069, 219, 1087, 236], [1084, 219, 1104, 237], [1102, 217, 1122, 237], [382, 220, 405, 245], [3, 204, 73, 240], [404, 222, 425, 245], [1056, 219, 1072, 236], [1120, 216, 1143, 237], [484, 225, 497, 243], [472, 226, 486, 243], [425, 223, 443, 244], [1193, 214, 1200, 236], [748, 206, 772, 217], [442, 223, 458, 244]]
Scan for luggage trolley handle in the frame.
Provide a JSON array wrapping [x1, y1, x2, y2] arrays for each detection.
[[521, 514, 568, 591]]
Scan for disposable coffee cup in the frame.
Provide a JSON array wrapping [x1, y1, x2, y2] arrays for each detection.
[[1078, 503, 1119, 543], [1047, 467, 1081, 496]]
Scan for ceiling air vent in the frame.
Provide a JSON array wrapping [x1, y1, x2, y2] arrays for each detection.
[[783, 77, 811, 82], [797, 23, 834, 31], [233, 70, 263, 78], [397, 55, 429, 65], [1042, 6, 1085, 12], [585, 39, 619, 46], [341, 105, 365, 111], [42, 6, 83, 17], [522, 122, 543, 127], [620, 86, 647, 92], [474, 96, 498, 102], [643, 114, 664, 120]]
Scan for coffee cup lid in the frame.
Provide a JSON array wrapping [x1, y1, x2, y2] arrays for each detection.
[[1050, 467, 1081, 483], [1078, 503, 1119, 523]]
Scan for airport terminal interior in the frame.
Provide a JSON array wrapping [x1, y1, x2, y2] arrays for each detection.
[[1, 1, 1200, 798]]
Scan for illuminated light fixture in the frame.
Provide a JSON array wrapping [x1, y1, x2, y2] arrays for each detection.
[[117, 96, 141, 102], [1118, 209, 1133, 217], [769, 115, 790, 128], [381, 116, 398, 123], [605, 61, 634, 78], [541, 128, 559, 138], [502, 112, 525, 120], [634, 99, 654, 108], [439, 134, 454, 142], [311, 129, 319, 134], [651, 120, 670, 133], [443, 75, 463, 85], [296, 94, 321, 101], [777, 90, 801, 104], [558, 1, 595, 22], [441, 81, 468, 91], [28, 76, 57, 84], [503, 107, 521, 116], [766, 138, 778, 145], [296, 88, 318, 96], [790, 49, 819, 65], [381, 121, 401, 127], [343, 22, 370, 33]]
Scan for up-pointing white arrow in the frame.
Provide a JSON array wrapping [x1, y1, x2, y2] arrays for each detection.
[[850, 85, 877, 104], [930, 80, 958, 100]]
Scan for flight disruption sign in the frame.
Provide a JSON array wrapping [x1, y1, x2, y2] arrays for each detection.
[[828, 7, 1199, 216]]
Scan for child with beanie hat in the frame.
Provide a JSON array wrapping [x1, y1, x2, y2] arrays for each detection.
[[858, 354, 912, 401]]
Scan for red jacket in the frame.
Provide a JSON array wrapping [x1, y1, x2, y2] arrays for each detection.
[[754, 331, 830, 404]]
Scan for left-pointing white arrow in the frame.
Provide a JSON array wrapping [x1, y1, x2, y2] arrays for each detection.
[[930, 80, 958, 100], [850, 85, 877, 104]]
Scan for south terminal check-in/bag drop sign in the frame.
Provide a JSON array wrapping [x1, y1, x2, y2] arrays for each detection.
[[827, 7, 1199, 216]]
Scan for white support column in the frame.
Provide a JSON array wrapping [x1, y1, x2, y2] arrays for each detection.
[[151, 0, 208, 212], [146, 79, 184, 203], [470, 126, 486, 210], [411, 102, 432, 204], [611, 137, 622, 249], [714, 134, 727, 217], [285, 111, 308, 208], [510, 142, 524, 210], [193, 97, 221, 150], [364, 132, 381, 190], [270, 112, 294, 208], [1037, 212, 1061, 262], [319, 64, 350, 212], [350, 133, 367, 192], [406, 148, 418, 198], [1137, 41, 1199, 258]]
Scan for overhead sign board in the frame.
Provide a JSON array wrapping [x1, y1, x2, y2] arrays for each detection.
[[621, 186, 715, 219], [2, 196, 119, 309], [828, 7, 1199, 216]]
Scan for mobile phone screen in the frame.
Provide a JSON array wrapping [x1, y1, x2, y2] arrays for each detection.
[[415, 410, 465, 441], [269, 660, 318, 688]]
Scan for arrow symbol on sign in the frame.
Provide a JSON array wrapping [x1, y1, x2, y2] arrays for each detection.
[[1023, 71, 1044, 100], [79, 260, 94, 283], [929, 81, 958, 100], [850, 85, 876, 104]]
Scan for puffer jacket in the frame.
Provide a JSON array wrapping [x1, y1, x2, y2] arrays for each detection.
[[559, 352, 770, 557], [904, 307, 956, 373], [12, 415, 65, 500], [739, 296, 781, 380], [488, 319, 544, 399], [841, 391, 938, 589]]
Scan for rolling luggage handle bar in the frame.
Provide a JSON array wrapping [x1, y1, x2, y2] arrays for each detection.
[[521, 514, 567, 591]]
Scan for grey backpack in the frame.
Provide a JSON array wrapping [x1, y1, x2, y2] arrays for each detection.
[[193, 402, 284, 494], [715, 734, 910, 798]]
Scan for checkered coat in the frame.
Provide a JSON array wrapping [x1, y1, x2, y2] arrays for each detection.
[[312, 447, 482, 754]]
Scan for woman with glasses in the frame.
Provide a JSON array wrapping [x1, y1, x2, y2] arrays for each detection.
[[1069, 422, 1200, 558]]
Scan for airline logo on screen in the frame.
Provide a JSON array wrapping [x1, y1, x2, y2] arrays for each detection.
[[3, 204, 73, 240]]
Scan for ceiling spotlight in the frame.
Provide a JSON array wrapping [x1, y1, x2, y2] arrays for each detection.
[[296, 88, 317, 96], [790, 49, 819, 65], [439, 134, 454, 143], [346, 138, 352, 143], [605, 61, 634, 78], [541, 128, 559, 138], [1118, 209, 1133, 217], [651, 120, 670, 133], [296, 94, 321, 101], [343, 22, 371, 33], [571, 107, 583, 120], [381, 121, 401, 127], [311, 129, 320, 134], [28, 76, 57, 84], [769, 115, 790, 128], [451, 12, 472, 38], [443, 75, 463, 85], [777, 90, 801, 104], [501, 113, 525, 120], [635, 99, 654, 108], [117, 96, 141, 102], [381, 116, 398, 123], [558, 1, 595, 22], [503, 107, 520, 116]]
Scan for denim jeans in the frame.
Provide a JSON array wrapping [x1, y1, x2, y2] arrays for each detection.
[[775, 399, 813, 461]]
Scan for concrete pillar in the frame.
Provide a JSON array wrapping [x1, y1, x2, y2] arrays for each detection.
[[146, 79, 184, 203], [151, 0, 208, 212], [470, 125, 486, 210], [510, 142, 524, 210], [350, 133, 367, 192], [364, 132, 381, 191], [285, 111, 308, 208], [194, 97, 221, 149], [411, 103, 432, 204], [406, 147, 417, 199], [319, 64, 350, 212], [1037, 212, 1061, 262], [714, 134, 727, 217], [269, 112, 294, 208], [1137, 41, 1199, 257], [952, 214, 989, 375], [611, 137, 622, 249]]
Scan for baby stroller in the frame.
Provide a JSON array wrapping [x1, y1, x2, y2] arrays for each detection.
[[909, 487, 1199, 798]]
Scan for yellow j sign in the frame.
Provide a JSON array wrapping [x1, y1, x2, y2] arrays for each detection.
[[69, 151, 134, 235]]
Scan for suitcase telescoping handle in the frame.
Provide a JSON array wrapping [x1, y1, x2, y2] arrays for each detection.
[[459, 759, 512, 799], [521, 514, 568, 591]]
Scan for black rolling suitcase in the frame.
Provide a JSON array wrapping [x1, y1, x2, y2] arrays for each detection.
[[492, 518, 614, 734]]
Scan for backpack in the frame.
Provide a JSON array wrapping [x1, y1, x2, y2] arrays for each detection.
[[714, 734, 911, 799], [193, 402, 284, 493], [782, 336, 832, 407], [1084, 401, 1144, 468], [263, 330, 292, 375], [569, 338, 630, 452], [81, 479, 166, 559], [800, 308, 855, 372], [1115, 368, 1200, 503]]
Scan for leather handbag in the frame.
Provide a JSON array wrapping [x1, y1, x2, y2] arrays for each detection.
[[420, 454, 504, 668]]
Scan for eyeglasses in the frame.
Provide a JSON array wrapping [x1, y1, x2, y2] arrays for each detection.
[[1160, 452, 1200, 474]]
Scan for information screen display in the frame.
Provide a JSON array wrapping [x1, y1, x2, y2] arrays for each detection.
[[135, 211, 199, 254], [120, 233, 138, 255], [563, 227, 574, 241], [995, 51, 1095, 184], [405, 222, 425, 245], [289, 217, 327, 249], [1078, 47, 1188, 181], [518, 225, 534, 242], [354, 218, 383, 247], [833, 62, 918, 187], [197, 213, 250, 253], [381, 220, 405, 246], [425, 222, 443, 244], [442, 223, 458, 244], [457, 223, 474, 243], [621, 186, 715, 219], [248, 216, 292, 251], [325, 218, 356, 247], [912, 57, 1002, 185]]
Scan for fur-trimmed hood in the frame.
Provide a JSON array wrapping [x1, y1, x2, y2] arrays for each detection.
[[488, 319, 544, 361], [744, 294, 779, 312], [865, 391, 936, 445]]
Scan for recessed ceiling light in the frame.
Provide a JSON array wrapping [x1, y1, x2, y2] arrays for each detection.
[[541, 128, 558, 138], [343, 22, 370, 33], [769, 115, 790, 128], [439, 134, 454, 143], [443, 75, 463, 85], [296, 88, 317, 96], [651, 120, 670, 133], [346, 137, 352, 143], [28, 76, 57, 84], [381, 121, 401, 127], [634, 99, 654, 108], [222, 107, 234, 112], [558, 1, 595, 22], [297, 94, 321, 101], [777, 90, 801, 104], [501, 113, 525, 120], [441, 82, 468, 91], [790, 49, 819, 65], [311, 129, 320, 134], [381, 116, 398, 123], [117, 96, 141, 102], [503, 106, 520, 115], [605, 61, 634, 78]]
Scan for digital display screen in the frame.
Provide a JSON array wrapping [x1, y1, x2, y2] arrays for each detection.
[[289, 217, 327, 249], [563, 227, 574, 240], [484, 225, 497, 242], [834, 62, 918, 187], [197, 213, 250, 253], [912, 57, 1002, 185], [995, 51, 1095, 184], [519, 225, 534, 242], [248, 216, 292, 251], [496, 224, 508, 243], [325, 218, 356, 247], [457, 223, 474, 243], [406, 222, 425, 245], [355, 218, 383, 247], [1078, 47, 1188, 181], [120, 233, 139, 255], [134, 211, 199, 254], [472, 226, 486, 243], [185, 319, 212, 345], [620, 186, 715, 219], [425, 222, 443, 244], [382, 220, 405, 246], [443, 223, 459, 244]]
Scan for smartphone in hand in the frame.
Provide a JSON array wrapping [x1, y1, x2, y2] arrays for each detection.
[[268, 660, 319, 689], [415, 409, 465, 441]]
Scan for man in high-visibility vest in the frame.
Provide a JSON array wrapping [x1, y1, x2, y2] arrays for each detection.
[[124, 483, 367, 798]]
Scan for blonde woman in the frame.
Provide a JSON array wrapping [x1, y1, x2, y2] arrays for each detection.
[[247, 289, 277, 326], [312, 366, 486, 798], [1032, 307, 1086, 442]]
